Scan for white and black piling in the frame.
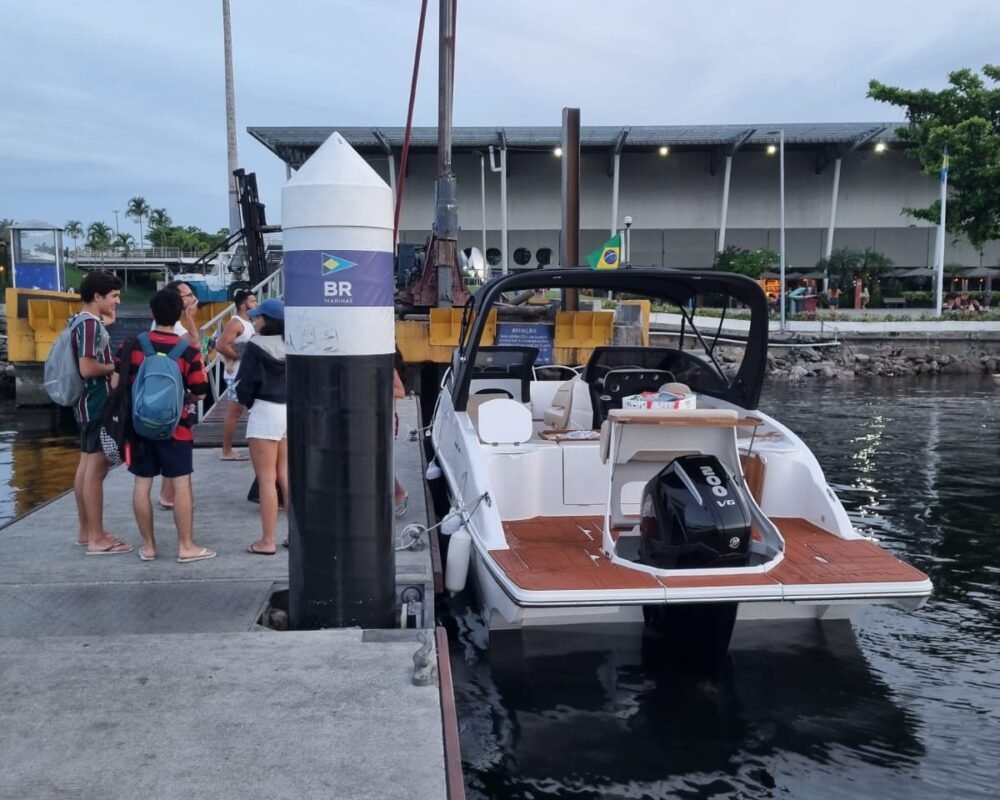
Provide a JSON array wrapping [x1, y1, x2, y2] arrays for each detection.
[[282, 132, 396, 628]]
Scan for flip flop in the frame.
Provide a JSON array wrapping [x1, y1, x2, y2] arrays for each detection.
[[220, 453, 250, 461], [76, 532, 120, 546], [86, 541, 134, 555], [158, 502, 174, 511], [138, 547, 157, 562], [281, 538, 289, 549], [177, 548, 217, 564], [247, 543, 276, 556], [394, 496, 409, 518]]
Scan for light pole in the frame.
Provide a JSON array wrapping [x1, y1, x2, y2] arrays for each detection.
[[223, 0, 241, 236], [767, 130, 786, 330], [623, 215, 633, 267], [113, 210, 120, 237], [473, 150, 487, 261]]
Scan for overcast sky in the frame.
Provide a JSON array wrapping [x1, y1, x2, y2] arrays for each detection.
[[3, 0, 997, 236]]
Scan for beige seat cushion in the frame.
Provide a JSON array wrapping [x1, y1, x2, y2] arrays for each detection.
[[543, 376, 594, 430]]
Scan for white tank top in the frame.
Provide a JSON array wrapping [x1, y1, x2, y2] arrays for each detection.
[[224, 316, 256, 379]]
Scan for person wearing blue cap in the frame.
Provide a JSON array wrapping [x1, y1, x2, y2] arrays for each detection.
[[234, 298, 288, 555]]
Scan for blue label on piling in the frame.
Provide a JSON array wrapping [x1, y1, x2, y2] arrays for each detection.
[[284, 249, 394, 307]]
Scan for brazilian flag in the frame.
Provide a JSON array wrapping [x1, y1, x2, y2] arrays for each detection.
[[586, 234, 622, 270]]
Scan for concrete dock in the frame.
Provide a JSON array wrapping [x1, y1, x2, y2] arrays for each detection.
[[0, 398, 457, 800]]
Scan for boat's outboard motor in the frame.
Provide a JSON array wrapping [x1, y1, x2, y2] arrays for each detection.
[[639, 454, 752, 569]]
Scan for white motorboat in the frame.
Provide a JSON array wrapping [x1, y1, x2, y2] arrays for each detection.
[[431, 268, 931, 661]]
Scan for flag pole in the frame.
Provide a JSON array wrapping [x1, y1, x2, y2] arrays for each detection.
[[934, 146, 949, 317]]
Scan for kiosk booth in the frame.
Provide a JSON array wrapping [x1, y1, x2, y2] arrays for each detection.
[[8, 220, 66, 292]]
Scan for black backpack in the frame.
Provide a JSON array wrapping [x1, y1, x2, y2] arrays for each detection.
[[99, 338, 137, 466]]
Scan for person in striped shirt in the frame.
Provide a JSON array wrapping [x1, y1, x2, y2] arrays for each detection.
[[117, 289, 215, 563], [72, 270, 131, 554]]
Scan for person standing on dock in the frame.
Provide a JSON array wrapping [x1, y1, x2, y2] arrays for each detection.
[[155, 281, 201, 510], [73, 271, 131, 555], [234, 299, 288, 556], [215, 289, 256, 460], [119, 289, 215, 563]]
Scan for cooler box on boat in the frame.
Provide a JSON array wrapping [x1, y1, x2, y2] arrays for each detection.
[[622, 391, 697, 411]]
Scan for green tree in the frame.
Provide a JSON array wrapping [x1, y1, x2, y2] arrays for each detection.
[[65, 220, 83, 260], [861, 248, 893, 306], [868, 65, 1000, 251], [126, 196, 151, 251], [0, 218, 13, 275], [148, 208, 172, 247], [86, 221, 113, 253], [713, 246, 779, 279], [113, 232, 135, 255], [816, 246, 863, 289]]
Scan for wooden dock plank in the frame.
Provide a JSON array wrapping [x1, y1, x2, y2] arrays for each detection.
[[193, 396, 248, 448]]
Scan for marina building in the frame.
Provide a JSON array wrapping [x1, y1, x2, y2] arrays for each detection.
[[248, 123, 1000, 272]]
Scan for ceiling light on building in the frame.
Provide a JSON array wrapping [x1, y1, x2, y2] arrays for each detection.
[[659, 146, 670, 156], [874, 141, 887, 154], [766, 144, 778, 156], [553, 147, 563, 157]]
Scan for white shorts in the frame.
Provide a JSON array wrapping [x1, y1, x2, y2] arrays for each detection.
[[246, 399, 286, 441]]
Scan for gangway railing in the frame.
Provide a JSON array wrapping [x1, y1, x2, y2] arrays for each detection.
[[196, 266, 283, 416]]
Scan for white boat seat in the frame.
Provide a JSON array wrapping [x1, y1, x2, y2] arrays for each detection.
[[542, 375, 594, 430], [467, 392, 509, 431], [477, 398, 534, 446]]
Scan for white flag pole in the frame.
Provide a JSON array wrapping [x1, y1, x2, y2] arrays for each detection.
[[934, 146, 949, 317]]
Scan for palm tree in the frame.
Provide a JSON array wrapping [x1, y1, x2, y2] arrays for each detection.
[[87, 221, 113, 257], [114, 232, 135, 256], [817, 247, 863, 290], [148, 208, 172, 247], [126, 197, 151, 252], [65, 220, 83, 261]]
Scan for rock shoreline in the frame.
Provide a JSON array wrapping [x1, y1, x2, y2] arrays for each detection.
[[761, 337, 998, 381]]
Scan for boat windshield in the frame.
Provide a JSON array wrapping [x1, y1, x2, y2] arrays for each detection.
[[451, 268, 769, 412]]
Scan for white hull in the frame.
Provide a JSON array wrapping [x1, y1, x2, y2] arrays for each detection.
[[430, 268, 931, 638], [434, 383, 931, 633]]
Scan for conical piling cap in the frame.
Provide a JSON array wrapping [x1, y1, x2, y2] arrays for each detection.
[[282, 132, 392, 231]]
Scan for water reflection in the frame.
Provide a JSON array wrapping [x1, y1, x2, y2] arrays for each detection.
[[448, 600, 923, 799], [0, 401, 78, 527]]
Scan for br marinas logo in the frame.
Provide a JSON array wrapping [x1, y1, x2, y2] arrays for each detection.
[[321, 252, 356, 299]]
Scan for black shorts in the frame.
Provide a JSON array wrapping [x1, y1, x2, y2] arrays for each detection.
[[128, 438, 194, 478], [79, 420, 103, 454]]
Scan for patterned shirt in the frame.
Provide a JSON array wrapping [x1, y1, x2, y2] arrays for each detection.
[[115, 331, 209, 442], [71, 313, 112, 424]]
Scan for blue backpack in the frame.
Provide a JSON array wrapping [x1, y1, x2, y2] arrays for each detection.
[[132, 333, 188, 440]]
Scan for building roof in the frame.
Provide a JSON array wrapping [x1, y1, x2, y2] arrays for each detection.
[[248, 122, 905, 169], [11, 219, 61, 230]]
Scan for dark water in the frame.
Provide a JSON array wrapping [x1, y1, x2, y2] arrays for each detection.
[[444, 377, 1000, 799], [0, 401, 78, 527]]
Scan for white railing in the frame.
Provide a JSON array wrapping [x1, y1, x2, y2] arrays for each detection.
[[72, 247, 207, 261], [198, 268, 283, 411]]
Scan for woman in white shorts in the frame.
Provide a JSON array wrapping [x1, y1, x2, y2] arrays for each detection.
[[234, 299, 287, 555]]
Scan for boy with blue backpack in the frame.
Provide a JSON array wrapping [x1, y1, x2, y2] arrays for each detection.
[[116, 288, 215, 563]]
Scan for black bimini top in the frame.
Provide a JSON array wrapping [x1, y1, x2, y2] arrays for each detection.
[[452, 267, 769, 412]]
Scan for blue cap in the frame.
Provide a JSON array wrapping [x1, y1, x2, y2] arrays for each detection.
[[248, 298, 284, 321]]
